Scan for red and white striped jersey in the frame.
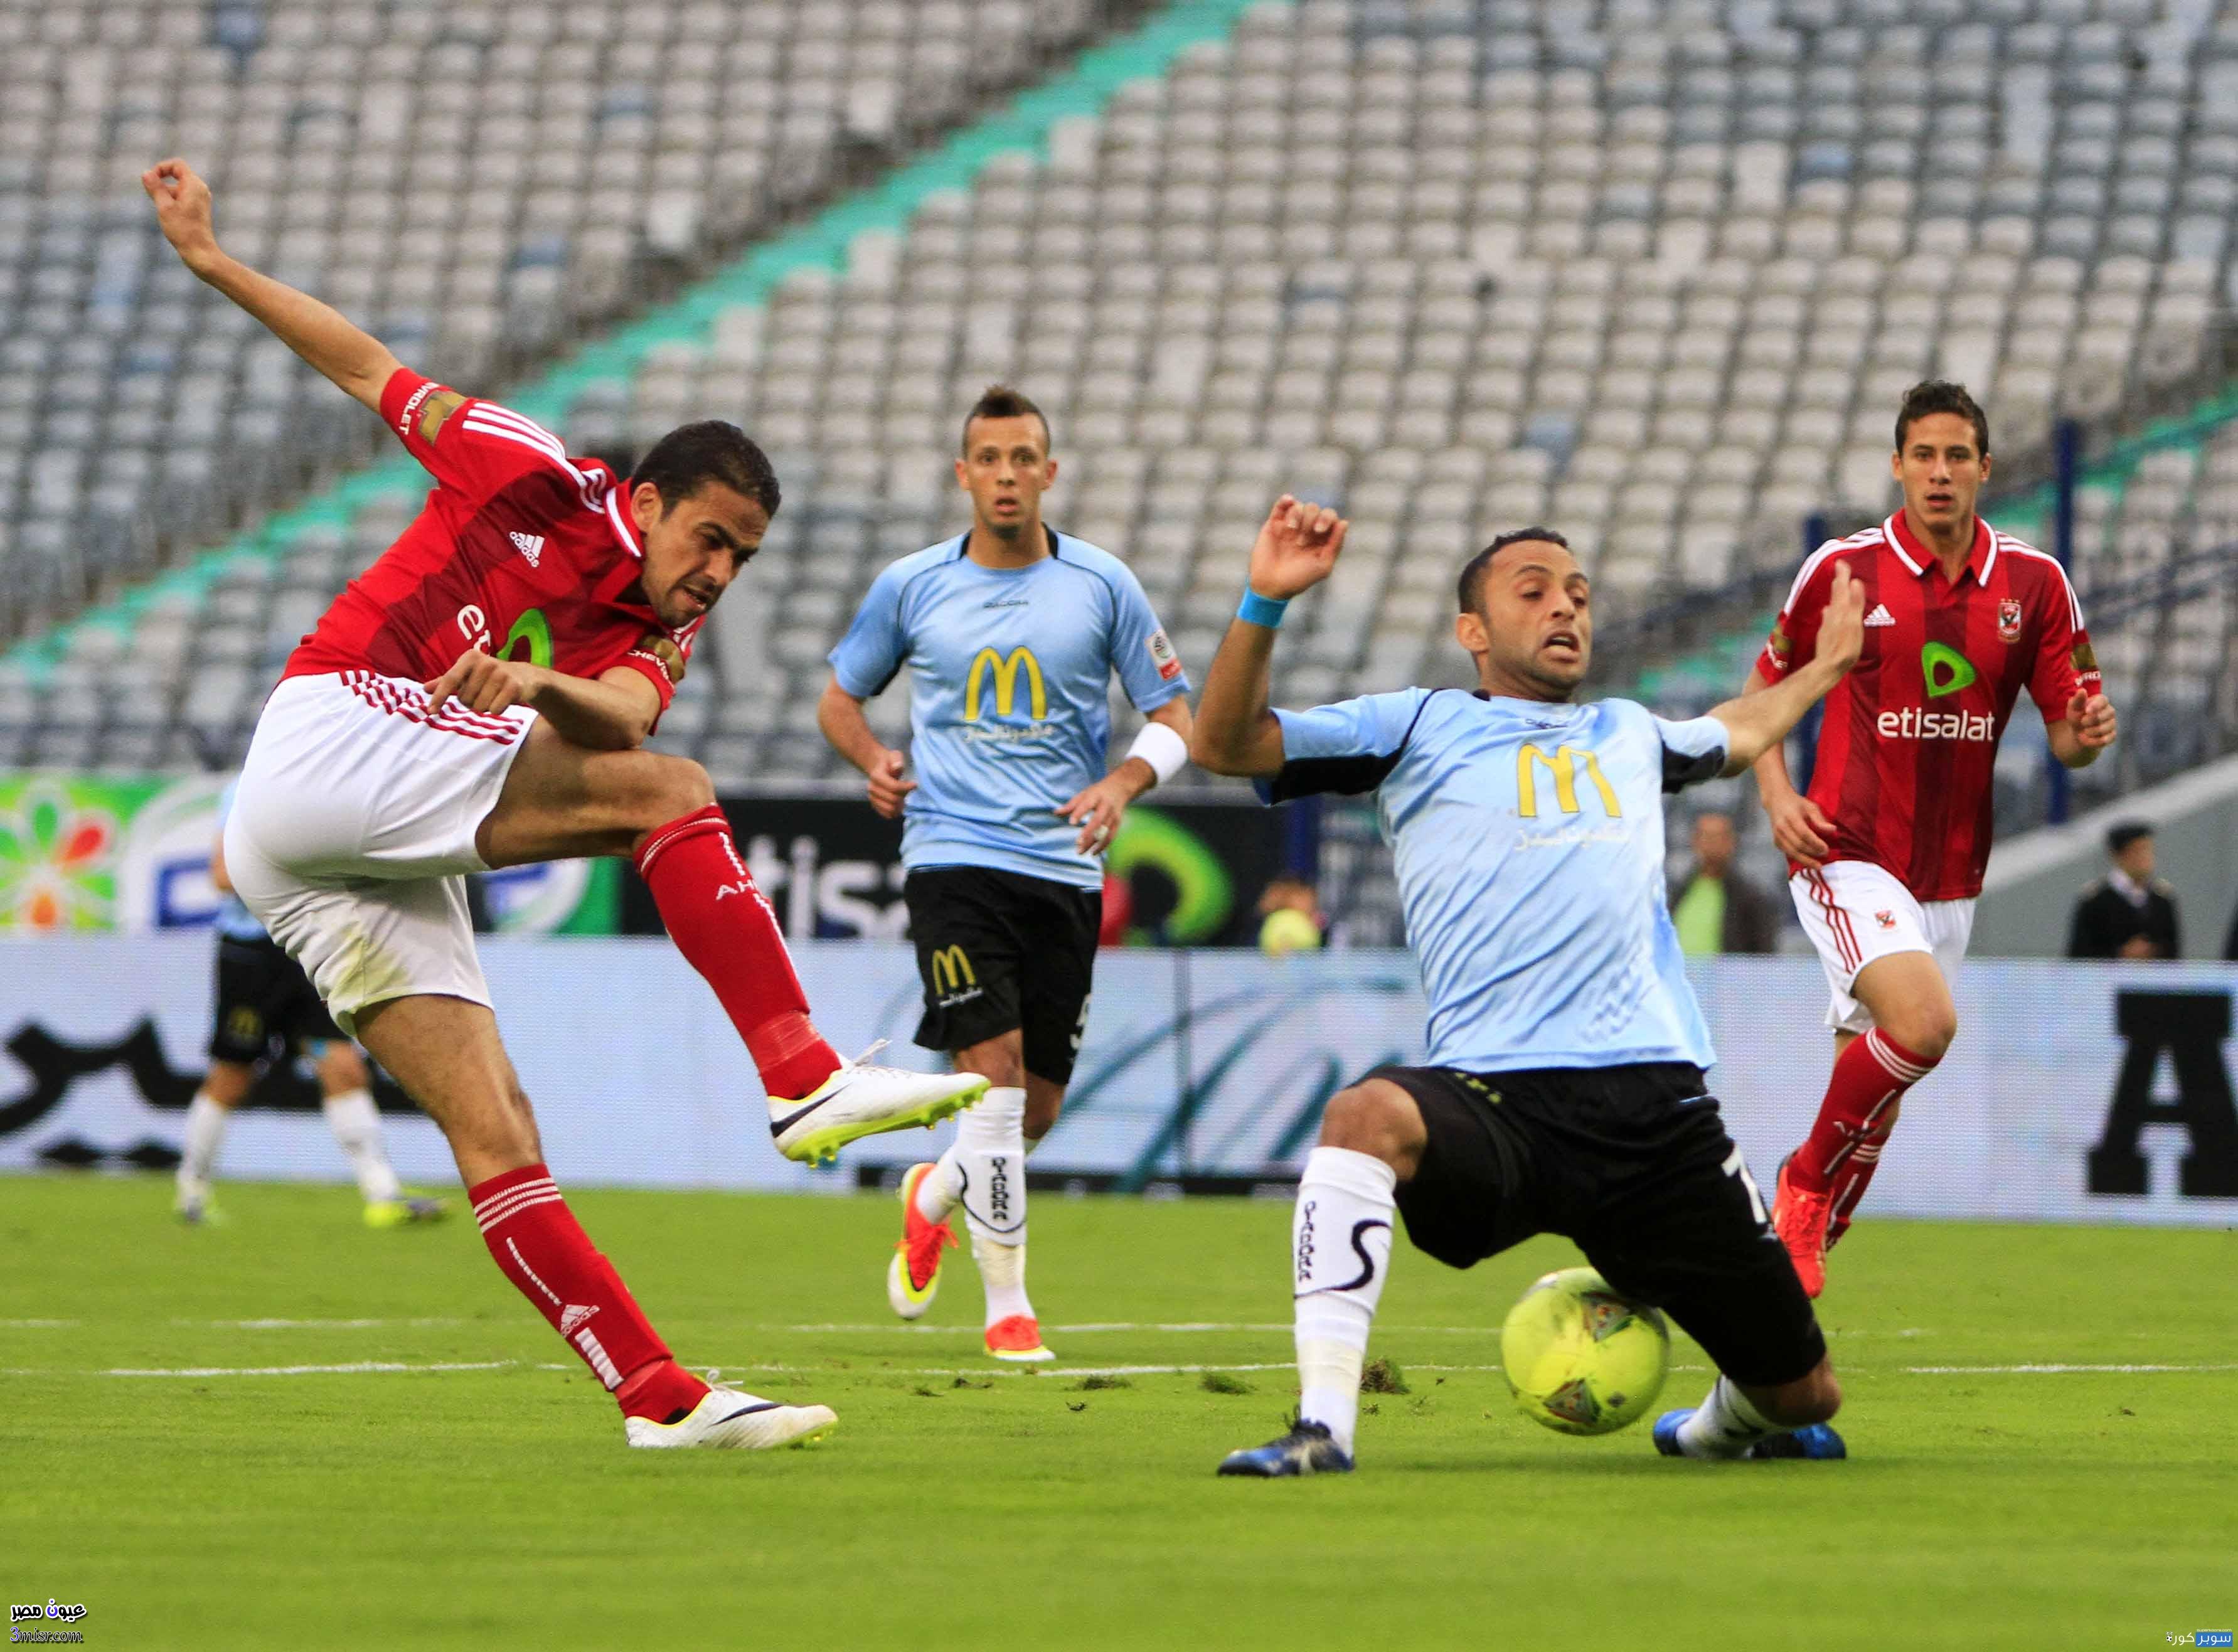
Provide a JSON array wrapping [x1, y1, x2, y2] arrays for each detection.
[[1756, 511, 2099, 903], [282, 370, 699, 715]]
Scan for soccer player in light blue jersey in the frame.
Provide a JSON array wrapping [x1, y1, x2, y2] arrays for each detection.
[[818, 386, 1194, 1362], [1191, 497, 1867, 1474]]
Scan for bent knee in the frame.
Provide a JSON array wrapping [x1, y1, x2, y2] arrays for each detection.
[[636, 755, 717, 829], [1887, 1007, 1956, 1063], [1764, 1365, 1841, 1428], [1316, 1082, 1424, 1171]]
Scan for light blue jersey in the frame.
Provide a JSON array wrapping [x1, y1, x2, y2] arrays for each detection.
[[1264, 690, 1730, 1072], [211, 780, 268, 942], [829, 528, 1188, 888]]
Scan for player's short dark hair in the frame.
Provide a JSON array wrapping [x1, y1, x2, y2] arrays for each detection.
[[1895, 380, 1990, 457], [959, 384, 1052, 457], [2106, 821, 2153, 855], [636, 420, 781, 517], [1456, 526, 1572, 613]]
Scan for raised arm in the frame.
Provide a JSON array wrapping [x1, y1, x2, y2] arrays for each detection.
[[1706, 562, 1866, 778], [1190, 496, 1348, 777], [143, 158, 403, 412]]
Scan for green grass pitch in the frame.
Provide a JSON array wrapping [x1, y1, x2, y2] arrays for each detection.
[[3, 1173, 2232, 1649]]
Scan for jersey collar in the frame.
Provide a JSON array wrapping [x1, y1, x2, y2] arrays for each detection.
[[951, 524, 1062, 563], [1884, 510, 1994, 585], [602, 483, 644, 562]]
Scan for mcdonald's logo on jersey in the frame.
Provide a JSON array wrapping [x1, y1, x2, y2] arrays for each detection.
[[964, 646, 1047, 723], [1516, 743, 1621, 819]]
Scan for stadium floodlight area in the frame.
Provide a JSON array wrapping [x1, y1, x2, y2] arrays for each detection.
[[6, 0, 2238, 789]]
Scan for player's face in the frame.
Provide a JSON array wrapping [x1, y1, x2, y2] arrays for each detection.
[[1892, 411, 1991, 532], [955, 415, 1055, 542], [1455, 540, 1591, 698], [632, 481, 768, 629]]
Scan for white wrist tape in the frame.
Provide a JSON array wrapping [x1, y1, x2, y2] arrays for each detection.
[[1127, 720, 1190, 786]]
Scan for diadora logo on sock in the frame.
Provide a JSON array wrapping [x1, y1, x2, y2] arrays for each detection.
[[988, 1154, 1011, 1223], [1295, 1198, 1317, 1287]]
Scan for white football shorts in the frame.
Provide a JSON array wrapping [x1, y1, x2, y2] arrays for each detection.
[[223, 671, 536, 1035], [1789, 858, 1974, 1034]]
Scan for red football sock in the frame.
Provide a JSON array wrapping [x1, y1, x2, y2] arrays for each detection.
[[469, 1164, 705, 1421], [1825, 1116, 1895, 1246], [1791, 1028, 1936, 1193], [634, 804, 841, 1100]]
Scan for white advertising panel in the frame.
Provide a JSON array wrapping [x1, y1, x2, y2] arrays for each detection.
[[2, 939, 2234, 1226]]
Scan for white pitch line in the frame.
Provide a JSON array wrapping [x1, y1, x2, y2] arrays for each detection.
[[778, 1322, 1491, 1336], [1905, 1362, 2238, 1375], [98, 1360, 552, 1378], [181, 1317, 472, 1330], [0, 1318, 79, 1328]]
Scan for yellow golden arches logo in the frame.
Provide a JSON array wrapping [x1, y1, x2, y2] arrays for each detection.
[[1516, 743, 1621, 820], [964, 646, 1047, 722], [929, 945, 976, 995]]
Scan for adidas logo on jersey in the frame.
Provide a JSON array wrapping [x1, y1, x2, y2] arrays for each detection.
[[509, 531, 545, 567], [1863, 604, 1896, 627]]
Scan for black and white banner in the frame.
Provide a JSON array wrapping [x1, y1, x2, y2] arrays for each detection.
[[2, 938, 2234, 1225]]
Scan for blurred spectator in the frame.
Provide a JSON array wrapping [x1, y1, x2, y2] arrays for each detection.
[[1668, 811, 1777, 956], [1257, 875, 1324, 957], [2069, 822, 2180, 959]]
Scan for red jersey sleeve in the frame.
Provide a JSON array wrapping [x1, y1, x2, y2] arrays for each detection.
[[379, 368, 587, 508], [1756, 546, 1840, 682], [607, 620, 701, 720], [2027, 557, 2099, 720]]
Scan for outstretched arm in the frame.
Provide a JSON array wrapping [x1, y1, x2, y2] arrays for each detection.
[[144, 157, 403, 412], [1706, 561, 1866, 777], [1190, 496, 1348, 778]]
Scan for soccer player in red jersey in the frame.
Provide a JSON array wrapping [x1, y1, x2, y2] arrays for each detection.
[[1742, 381, 2118, 1296], [144, 158, 986, 1448]]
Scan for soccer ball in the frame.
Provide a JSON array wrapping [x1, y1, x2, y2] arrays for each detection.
[[1500, 1267, 1671, 1436]]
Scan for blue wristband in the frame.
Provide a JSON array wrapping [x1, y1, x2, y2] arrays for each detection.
[[1237, 588, 1289, 628]]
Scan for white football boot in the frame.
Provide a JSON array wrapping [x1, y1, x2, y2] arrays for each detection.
[[770, 1041, 988, 1165], [625, 1377, 837, 1451]]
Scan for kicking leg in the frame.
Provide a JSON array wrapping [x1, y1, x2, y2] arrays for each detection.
[[477, 725, 983, 1161], [353, 991, 833, 1449], [1219, 1079, 1415, 1477]]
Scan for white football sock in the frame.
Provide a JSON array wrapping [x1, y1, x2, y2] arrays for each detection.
[[178, 1091, 230, 1198], [952, 1086, 1030, 1324], [972, 1232, 1031, 1326], [1675, 1375, 1779, 1459], [915, 1149, 964, 1223], [322, 1088, 403, 1205], [1291, 1145, 1397, 1457]]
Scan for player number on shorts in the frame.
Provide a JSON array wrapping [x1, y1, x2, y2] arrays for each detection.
[[1722, 1145, 1769, 1227]]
